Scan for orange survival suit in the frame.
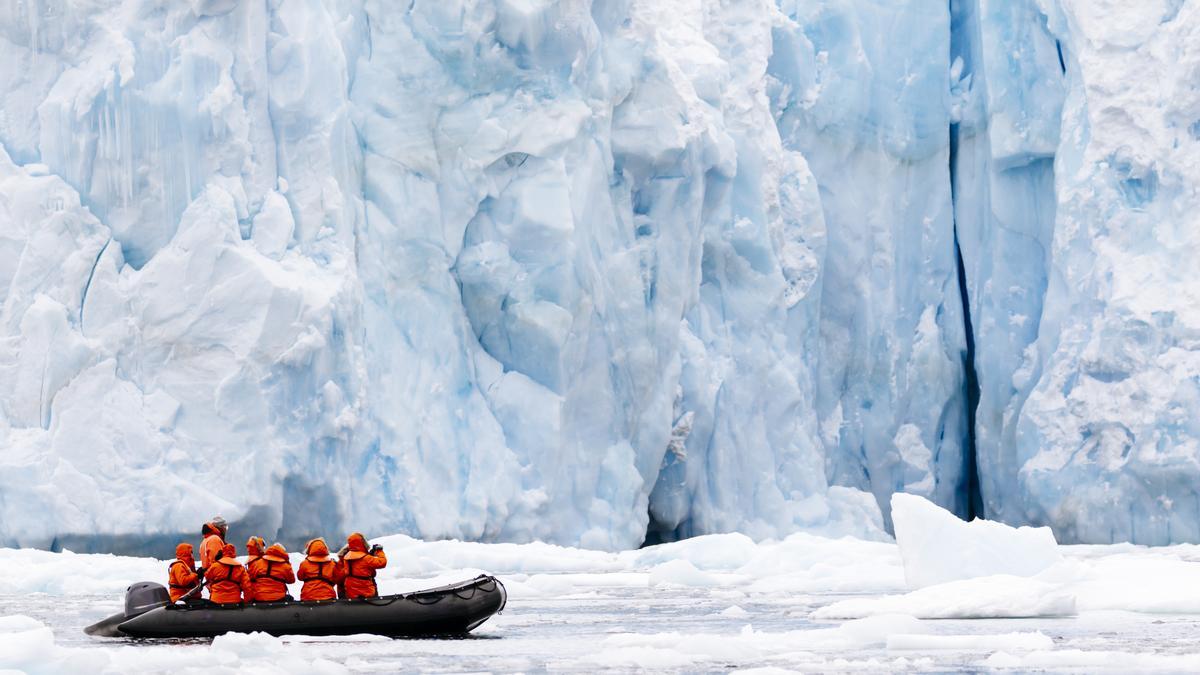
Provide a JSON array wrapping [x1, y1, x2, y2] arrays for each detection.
[[297, 538, 344, 601], [167, 543, 201, 602], [207, 543, 253, 604], [341, 533, 387, 599], [199, 519, 227, 571], [248, 543, 296, 602]]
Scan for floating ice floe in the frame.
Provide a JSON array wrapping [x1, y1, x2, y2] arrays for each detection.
[[891, 493, 1062, 589]]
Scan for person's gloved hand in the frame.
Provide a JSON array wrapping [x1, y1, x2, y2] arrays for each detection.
[[369, 544, 383, 555], [196, 567, 206, 577]]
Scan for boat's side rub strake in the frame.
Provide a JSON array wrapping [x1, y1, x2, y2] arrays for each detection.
[[114, 575, 506, 639]]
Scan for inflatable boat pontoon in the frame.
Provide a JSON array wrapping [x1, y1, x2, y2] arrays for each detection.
[[85, 575, 506, 639]]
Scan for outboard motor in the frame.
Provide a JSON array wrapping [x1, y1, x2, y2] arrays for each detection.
[[85, 582, 170, 637], [124, 582, 170, 618]]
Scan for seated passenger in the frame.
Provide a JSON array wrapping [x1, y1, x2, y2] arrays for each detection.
[[341, 532, 387, 599], [297, 538, 343, 601], [167, 543, 201, 602], [246, 536, 266, 565], [206, 543, 253, 604], [249, 543, 296, 602]]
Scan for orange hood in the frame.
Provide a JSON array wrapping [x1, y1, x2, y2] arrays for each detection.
[[304, 538, 332, 562], [264, 543, 289, 563], [246, 536, 266, 558], [217, 543, 239, 566], [344, 532, 369, 560], [175, 543, 195, 565]]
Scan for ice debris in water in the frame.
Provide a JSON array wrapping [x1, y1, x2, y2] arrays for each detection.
[[3, 524, 1200, 671]]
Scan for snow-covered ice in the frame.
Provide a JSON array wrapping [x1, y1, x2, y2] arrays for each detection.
[[814, 575, 1077, 621], [891, 492, 1061, 588]]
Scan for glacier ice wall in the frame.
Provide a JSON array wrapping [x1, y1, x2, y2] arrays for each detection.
[[0, 0, 895, 552], [1011, 0, 1200, 544], [949, 0, 1063, 525], [1, 0, 1198, 552], [769, 0, 971, 529]]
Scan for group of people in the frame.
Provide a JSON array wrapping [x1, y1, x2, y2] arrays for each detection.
[[167, 516, 388, 605]]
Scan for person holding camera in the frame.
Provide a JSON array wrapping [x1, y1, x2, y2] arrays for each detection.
[[338, 532, 387, 599]]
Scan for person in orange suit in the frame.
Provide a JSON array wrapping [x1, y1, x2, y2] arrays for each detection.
[[297, 538, 343, 601], [340, 532, 387, 599], [206, 543, 253, 604], [246, 536, 266, 565], [248, 543, 295, 602], [167, 543, 201, 602], [198, 516, 228, 573]]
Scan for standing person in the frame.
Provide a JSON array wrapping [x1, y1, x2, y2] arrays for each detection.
[[341, 533, 387, 599], [167, 543, 201, 602], [198, 516, 228, 572], [297, 538, 343, 601], [206, 543, 253, 604], [248, 543, 296, 602]]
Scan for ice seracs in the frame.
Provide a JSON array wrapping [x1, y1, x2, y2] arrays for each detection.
[[0, 0, 876, 552], [1009, 0, 1200, 545], [2, 0, 1200, 550]]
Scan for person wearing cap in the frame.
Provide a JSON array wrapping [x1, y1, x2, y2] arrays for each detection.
[[248, 543, 295, 602], [206, 543, 253, 604], [167, 543, 201, 602], [297, 538, 344, 601], [198, 516, 228, 573], [340, 532, 387, 599]]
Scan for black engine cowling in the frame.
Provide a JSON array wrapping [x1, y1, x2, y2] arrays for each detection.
[[124, 582, 170, 618]]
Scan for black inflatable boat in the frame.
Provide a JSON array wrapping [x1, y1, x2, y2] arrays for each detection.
[[85, 575, 506, 639]]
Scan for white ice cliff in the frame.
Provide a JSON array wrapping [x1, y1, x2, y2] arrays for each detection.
[[0, 0, 1197, 552]]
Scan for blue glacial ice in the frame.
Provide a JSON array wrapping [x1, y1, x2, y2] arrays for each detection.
[[949, 0, 1064, 526], [0, 0, 1198, 552], [768, 0, 971, 529], [1011, 0, 1200, 544]]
